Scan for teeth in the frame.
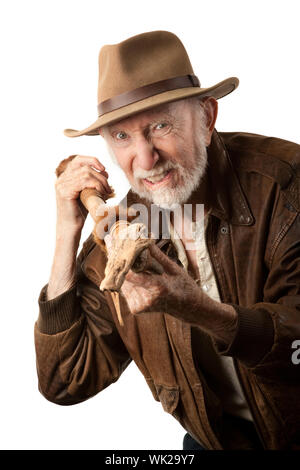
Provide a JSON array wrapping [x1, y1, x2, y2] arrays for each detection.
[[146, 171, 169, 183]]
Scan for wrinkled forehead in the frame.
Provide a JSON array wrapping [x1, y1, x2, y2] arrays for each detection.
[[104, 99, 187, 131]]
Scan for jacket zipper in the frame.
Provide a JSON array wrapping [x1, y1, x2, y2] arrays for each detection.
[[206, 215, 267, 449]]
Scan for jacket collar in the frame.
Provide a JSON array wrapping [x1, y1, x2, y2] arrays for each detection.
[[123, 128, 254, 230], [205, 129, 253, 225]]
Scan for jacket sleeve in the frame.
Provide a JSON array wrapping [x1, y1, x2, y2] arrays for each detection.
[[34, 235, 132, 405], [213, 202, 300, 382]]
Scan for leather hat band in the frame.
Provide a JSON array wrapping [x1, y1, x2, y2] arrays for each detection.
[[97, 74, 200, 117]]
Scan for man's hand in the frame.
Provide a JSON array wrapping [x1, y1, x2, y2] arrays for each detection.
[[122, 243, 203, 317], [105, 235, 238, 345], [55, 154, 112, 233], [104, 234, 203, 317], [47, 154, 112, 301]]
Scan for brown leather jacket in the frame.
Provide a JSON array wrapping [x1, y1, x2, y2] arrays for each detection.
[[35, 130, 300, 450]]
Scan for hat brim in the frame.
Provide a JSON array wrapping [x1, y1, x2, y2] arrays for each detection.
[[64, 77, 239, 138]]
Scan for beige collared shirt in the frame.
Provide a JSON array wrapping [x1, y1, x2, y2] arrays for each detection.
[[167, 213, 253, 422]]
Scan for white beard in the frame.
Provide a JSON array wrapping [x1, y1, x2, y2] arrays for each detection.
[[129, 137, 208, 210]]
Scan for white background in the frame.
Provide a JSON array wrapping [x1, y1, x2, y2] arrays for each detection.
[[0, 0, 299, 450]]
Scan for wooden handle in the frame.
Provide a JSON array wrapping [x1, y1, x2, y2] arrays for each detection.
[[79, 188, 106, 222]]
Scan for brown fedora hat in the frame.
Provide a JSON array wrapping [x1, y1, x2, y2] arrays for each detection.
[[64, 31, 239, 138]]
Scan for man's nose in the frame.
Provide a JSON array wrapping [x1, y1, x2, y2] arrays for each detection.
[[133, 136, 159, 171]]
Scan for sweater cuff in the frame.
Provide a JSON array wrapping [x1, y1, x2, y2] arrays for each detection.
[[212, 304, 275, 367], [37, 283, 81, 334]]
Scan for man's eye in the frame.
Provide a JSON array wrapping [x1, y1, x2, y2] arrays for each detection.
[[115, 131, 127, 140], [155, 123, 167, 130]]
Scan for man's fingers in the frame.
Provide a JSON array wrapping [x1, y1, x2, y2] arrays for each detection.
[[72, 155, 106, 172], [125, 269, 154, 285], [148, 243, 181, 275]]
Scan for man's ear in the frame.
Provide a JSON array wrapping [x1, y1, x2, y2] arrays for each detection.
[[202, 97, 218, 146], [98, 127, 104, 137]]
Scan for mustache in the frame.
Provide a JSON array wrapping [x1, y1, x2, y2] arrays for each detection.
[[133, 159, 180, 179]]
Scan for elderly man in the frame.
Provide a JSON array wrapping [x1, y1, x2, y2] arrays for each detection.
[[35, 31, 300, 450]]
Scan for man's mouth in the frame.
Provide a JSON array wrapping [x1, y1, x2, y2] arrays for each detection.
[[143, 169, 172, 188]]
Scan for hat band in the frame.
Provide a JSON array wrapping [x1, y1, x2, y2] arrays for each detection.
[[97, 74, 200, 117]]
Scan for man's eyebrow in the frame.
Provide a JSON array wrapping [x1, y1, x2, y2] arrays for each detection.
[[104, 106, 177, 134], [151, 111, 174, 121], [104, 124, 121, 134]]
